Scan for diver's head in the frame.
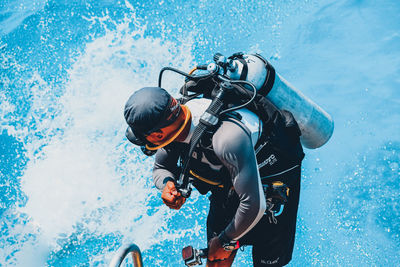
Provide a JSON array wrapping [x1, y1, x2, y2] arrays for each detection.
[[124, 87, 192, 151]]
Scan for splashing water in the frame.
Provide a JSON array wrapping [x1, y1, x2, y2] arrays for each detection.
[[1, 0, 399, 266]]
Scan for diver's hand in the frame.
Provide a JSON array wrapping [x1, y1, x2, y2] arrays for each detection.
[[207, 237, 232, 262], [161, 181, 186, 210]]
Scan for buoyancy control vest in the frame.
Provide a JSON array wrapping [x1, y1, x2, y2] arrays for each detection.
[[152, 52, 313, 197], [175, 86, 305, 195]]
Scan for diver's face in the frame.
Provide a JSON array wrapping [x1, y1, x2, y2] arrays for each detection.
[[145, 106, 191, 145]]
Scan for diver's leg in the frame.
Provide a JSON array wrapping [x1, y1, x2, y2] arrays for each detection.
[[206, 190, 239, 267], [252, 167, 301, 266]]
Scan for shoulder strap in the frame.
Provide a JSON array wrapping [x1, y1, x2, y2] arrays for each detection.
[[176, 87, 227, 197]]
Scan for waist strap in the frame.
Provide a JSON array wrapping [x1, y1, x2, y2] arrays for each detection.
[[189, 170, 224, 188]]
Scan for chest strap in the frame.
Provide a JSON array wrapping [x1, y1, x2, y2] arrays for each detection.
[[189, 170, 224, 188]]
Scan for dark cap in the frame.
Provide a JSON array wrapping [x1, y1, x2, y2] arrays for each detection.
[[124, 87, 181, 136]]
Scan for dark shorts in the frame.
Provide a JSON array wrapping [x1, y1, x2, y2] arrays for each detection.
[[207, 166, 301, 267]]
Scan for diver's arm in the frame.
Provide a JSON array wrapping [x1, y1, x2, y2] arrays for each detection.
[[153, 146, 180, 190], [213, 119, 266, 241], [153, 146, 186, 209]]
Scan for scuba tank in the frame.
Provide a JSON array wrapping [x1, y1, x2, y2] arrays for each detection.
[[213, 53, 334, 149], [151, 52, 333, 197]]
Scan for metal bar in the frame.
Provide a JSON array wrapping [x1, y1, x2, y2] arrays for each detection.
[[109, 243, 143, 267]]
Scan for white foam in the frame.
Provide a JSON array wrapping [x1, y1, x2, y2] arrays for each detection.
[[4, 10, 198, 265], [0, 0, 48, 36], [0, 92, 15, 122]]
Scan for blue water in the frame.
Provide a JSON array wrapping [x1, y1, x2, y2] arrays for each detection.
[[1, 0, 399, 266]]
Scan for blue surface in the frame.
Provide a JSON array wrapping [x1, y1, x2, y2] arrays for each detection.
[[1, 0, 399, 266]]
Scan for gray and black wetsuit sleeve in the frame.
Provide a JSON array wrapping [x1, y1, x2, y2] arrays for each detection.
[[152, 146, 181, 190], [213, 119, 266, 241]]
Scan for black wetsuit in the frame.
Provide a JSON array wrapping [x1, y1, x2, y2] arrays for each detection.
[[153, 100, 304, 266]]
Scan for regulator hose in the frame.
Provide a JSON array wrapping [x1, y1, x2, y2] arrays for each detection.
[[158, 66, 214, 88], [217, 76, 258, 115]]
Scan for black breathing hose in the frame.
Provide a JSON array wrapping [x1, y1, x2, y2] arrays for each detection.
[[176, 83, 230, 198], [158, 66, 214, 88], [217, 76, 258, 115], [158, 64, 259, 198]]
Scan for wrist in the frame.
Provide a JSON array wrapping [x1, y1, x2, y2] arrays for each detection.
[[218, 231, 239, 251], [162, 177, 175, 188], [217, 231, 230, 244]]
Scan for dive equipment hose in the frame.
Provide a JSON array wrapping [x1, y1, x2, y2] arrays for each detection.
[[176, 83, 230, 198], [157, 57, 259, 197]]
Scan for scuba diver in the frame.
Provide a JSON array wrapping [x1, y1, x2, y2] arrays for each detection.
[[123, 53, 333, 266]]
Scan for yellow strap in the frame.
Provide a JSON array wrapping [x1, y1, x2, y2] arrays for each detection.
[[145, 105, 191, 151], [188, 67, 197, 75], [189, 170, 224, 188]]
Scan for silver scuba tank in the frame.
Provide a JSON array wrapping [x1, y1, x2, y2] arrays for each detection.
[[220, 54, 334, 149]]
